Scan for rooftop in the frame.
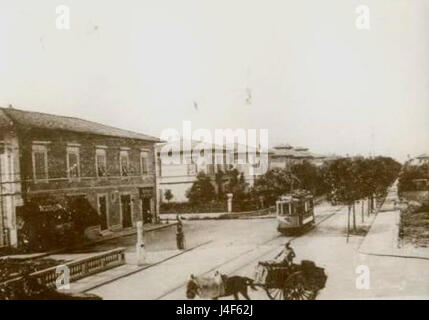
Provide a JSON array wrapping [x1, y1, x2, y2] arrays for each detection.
[[157, 139, 274, 154], [0, 107, 160, 142], [271, 144, 326, 159], [416, 153, 429, 159], [273, 143, 293, 150]]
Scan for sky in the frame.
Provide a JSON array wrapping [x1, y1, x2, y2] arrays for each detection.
[[0, 0, 428, 162]]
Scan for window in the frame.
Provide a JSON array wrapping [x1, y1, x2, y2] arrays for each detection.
[[67, 146, 80, 179], [215, 154, 225, 172], [120, 150, 129, 176], [234, 152, 239, 163], [277, 202, 283, 215], [32, 144, 48, 181], [140, 151, 149, 175], [96, 149, 107, 177]]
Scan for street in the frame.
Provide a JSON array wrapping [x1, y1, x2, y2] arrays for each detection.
[[86, 201, 429, 300]]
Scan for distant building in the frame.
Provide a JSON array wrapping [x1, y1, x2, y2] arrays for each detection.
[[269, 144, 327, 170], [414, 153, 429, 166], [0, 107, 160, 248], [156, 140, 271, 203], [404, 153, 429, 190], [321, 153, 344, 163]]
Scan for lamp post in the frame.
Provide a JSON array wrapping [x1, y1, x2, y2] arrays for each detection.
[[227, 193, 233, 213]]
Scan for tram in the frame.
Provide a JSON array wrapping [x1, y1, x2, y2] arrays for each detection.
[[276, 189, 315, 235]]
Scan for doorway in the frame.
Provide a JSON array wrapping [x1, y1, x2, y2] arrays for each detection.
[[142, 198, 152, 224], [98, 195, 108, 231], [120, 194, 132, 228]]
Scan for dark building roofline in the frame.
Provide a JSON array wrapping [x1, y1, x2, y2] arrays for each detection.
[[1, 107, 160, 142]]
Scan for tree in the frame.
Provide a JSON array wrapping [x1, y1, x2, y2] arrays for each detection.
[[215, 170, 226, 201], [290, 162, 329, 197], [186, 172, 216, 204], [224, 169, 248, 198], [164, 189, 174, 203], [252, 168, 299, 206], [223, 168, 250, 211], [325, 158, 357, 240]]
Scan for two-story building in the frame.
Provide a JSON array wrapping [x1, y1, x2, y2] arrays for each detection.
[[0, 107, 160, 248], [156, 139, 271, 203]]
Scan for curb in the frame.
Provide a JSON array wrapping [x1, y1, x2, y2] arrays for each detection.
[[77, 240, 213, 293], [358, 250, 429, 261], [180, 215, 276, 221], [359, 211, 429, 260], [86, 222, 178, 247]]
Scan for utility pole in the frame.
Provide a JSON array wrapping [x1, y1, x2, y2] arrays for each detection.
[[353, 202, 356, 231], [136, 221, 146, 265], [347, 204, 351, 243]]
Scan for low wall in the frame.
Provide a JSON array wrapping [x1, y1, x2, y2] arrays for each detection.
[[160, 195, 326, 220], [160, 206, 275, 220], [1, 247, 126, 290]]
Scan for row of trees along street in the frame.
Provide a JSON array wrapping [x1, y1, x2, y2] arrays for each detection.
[[251, 156, 401, 241], [182, 156, 401, 237], [323, 157, 401, 241]]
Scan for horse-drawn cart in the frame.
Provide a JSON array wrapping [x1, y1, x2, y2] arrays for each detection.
[[254, 260, 327, 300]]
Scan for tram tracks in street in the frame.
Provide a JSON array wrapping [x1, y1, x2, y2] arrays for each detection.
[[226, 205, 346, 276], [155, 204, 345, 300]]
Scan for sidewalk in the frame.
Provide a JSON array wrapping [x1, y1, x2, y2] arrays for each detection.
[[1, 222, 178, 261], [359, 181, 429, 260], [86, 222, 178, 246], [69, 240, 212, 294]]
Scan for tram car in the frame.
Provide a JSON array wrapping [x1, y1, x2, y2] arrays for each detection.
[[276, 189, 315, 235]]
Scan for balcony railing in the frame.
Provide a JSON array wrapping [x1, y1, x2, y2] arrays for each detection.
[[2, 247, 126, 290]]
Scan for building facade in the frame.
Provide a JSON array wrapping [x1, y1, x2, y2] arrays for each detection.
[[0, 107, 159, 247], [412, 153, 429, 166], [269, 143, 327, 170], [156, 140, 270, 203]]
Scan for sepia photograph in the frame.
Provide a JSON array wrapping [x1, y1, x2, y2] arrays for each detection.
[[0, 0, 428, 304]]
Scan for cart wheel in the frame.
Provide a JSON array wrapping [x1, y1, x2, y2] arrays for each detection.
[[284, 273, 316, 300], [265, 287, 286, 300]]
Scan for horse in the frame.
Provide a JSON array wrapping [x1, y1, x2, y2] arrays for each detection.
[[186, 272, 257, 300]]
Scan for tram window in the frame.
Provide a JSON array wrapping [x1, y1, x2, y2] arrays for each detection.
[[296, 203, 304, 215], [304, 202, 308, 212], [282, 203, 289, 215]]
